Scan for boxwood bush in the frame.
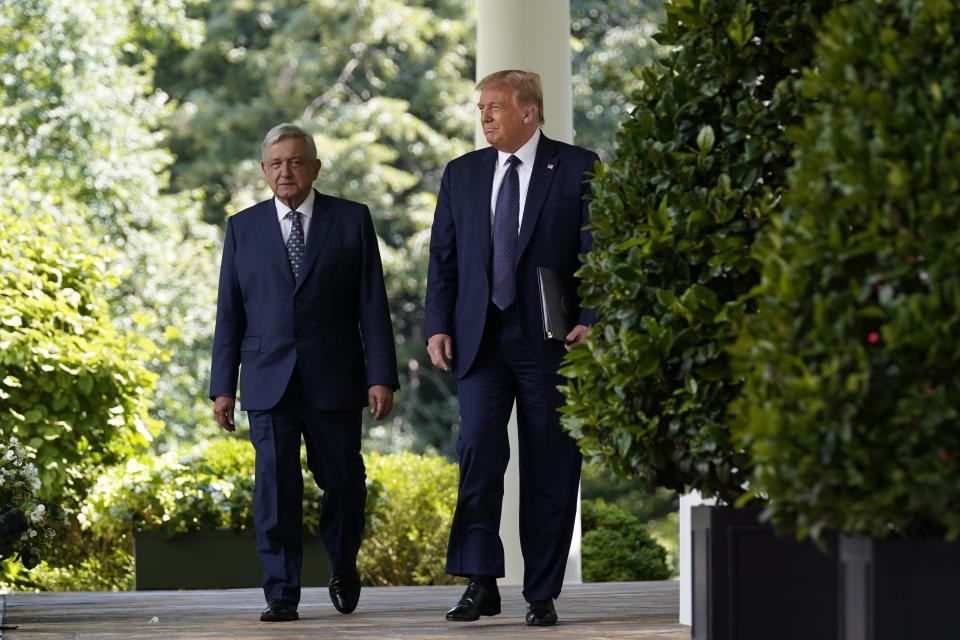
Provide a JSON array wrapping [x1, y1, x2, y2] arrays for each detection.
[[561, 0, 840, 502], [733, 0, 960, 539], [581, 499, 671, 582]]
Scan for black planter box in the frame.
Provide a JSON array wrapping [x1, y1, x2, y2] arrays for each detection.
[[840, 535, 960, 639], [134, 529, 331, 590], [692, 505, 838, 640]]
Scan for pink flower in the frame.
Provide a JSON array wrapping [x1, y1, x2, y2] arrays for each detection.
[[867, 332, 881, 343]]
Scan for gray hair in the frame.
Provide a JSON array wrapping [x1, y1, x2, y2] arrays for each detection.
[[476, 70, 545, 125], [260, 123, 318, 160]]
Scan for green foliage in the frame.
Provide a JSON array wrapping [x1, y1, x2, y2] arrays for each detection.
[[78, 444, 457, 589], [0, 0, 222, 447], [582, 462, 677, 521], [732, 0, 960, 540], [571, 0, 667, 159], [0, 438, 67, 569], [560, 0, 839, 502], [0, 208, 157, 505], [581, 499, 670, 582], [81, 438, 272, 538], [359, 451, 460, 586]]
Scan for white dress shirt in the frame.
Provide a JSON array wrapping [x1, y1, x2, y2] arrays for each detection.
[[275, 189, 316, 244], [489, 128, 541, 233]]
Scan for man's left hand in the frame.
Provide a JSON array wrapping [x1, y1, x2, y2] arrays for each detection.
[[564, 324, 590, 351], [368, 384, 394, 420]]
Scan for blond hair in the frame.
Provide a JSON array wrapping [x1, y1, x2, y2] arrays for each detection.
[[476, 70, 545, 125]]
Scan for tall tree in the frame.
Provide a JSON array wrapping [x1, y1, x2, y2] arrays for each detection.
[[571, 0, 667, 160]]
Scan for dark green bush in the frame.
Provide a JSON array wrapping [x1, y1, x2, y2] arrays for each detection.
[[581, 499, 670, 582], [733, 0, 960, 539], [561, 0, 840, 502]]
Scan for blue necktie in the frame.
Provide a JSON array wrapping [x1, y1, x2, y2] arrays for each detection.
[[286, 211, 305, 281], [492, 155, 521, 310]]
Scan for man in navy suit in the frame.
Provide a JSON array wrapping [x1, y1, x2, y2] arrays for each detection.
[[425, 70, 599, 626], [210, 123, 398, 622]]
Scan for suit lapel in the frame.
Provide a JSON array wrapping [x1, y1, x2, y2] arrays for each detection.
[[473, 148, 497, 274], [259, 201, 295, 287], [517, 135, 560, 263], [295, 190, 333, 292]]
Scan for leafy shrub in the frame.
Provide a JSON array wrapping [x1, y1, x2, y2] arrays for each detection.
[[81, 438, 272, 538], [0, 208, 159, 505], [581, 499, 670, 582], [560, 0, 840, 502], [358, 451, 460, 586], [79, 444, 459, 588], [733, 0, 960, 539]]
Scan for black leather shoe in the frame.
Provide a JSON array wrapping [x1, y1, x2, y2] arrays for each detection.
[[445, 581, 501, 621], [329, 570, 362, 614], [526, 599, 558, 626], [260, 599, 298, 622]]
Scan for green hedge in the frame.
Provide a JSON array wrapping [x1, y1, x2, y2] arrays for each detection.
[[357, 451, 460, 586], [561, 0, 840, 502], [581, 499, 670, 582], [733, 0, 960, 539], [79, 443, 461, 588]]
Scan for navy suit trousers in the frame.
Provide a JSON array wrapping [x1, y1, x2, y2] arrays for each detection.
[[446, 305, 583, 602], [248, 370, 366, 604]]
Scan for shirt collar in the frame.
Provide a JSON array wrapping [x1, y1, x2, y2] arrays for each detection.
[[497, 128, 540, 169], [275, 189, 316, 223]]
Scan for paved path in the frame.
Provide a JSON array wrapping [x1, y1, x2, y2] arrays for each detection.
[[1, 581, 688, 639]]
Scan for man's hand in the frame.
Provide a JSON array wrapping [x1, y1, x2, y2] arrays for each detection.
[[427, 334, 454, 372], [368, 385, 394, 421], [213, 395, 236, 432], [564, 324, 590, 352]]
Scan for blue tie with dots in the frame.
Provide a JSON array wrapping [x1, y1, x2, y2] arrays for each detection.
[[286, 211, 305, 281], [492, 155, 521, 310]]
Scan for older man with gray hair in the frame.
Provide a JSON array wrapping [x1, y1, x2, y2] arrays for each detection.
[[210, 123, 399, 622]]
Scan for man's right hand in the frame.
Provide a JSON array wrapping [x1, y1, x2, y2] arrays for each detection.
[[214, 395, 236, 432], [427, 334, 454, 372]]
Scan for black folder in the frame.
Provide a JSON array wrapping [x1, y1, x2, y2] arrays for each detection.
[[536, 266, 578, 341]]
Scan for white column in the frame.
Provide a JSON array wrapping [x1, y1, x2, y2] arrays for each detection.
[[474, 0, 580, 587], [679, 491, 715, 625]]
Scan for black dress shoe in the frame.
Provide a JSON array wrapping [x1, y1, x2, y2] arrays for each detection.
[[526, 599, 558, 626], [260, 599, 298, 622], [329, 570, 362, 614], [445, 581, 501, 621]]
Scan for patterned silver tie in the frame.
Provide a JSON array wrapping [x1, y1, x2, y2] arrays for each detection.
[[286, 211, 305, 280]]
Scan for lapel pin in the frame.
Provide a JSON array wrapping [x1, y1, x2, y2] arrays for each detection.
[[546, 163, 555, 170]]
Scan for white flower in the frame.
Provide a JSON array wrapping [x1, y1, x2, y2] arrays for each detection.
[[28, 529, 37, 538]]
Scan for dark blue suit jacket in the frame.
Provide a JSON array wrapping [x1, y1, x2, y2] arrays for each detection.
[[425, 133, 599, 378], [210, 190, 399, 410]]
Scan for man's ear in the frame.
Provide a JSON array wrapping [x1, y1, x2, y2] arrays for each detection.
[[522, 105, 538, 125]]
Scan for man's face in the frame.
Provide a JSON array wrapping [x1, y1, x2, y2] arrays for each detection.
[[478, 86, 538, 153], [260, 137, 321, 208]]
